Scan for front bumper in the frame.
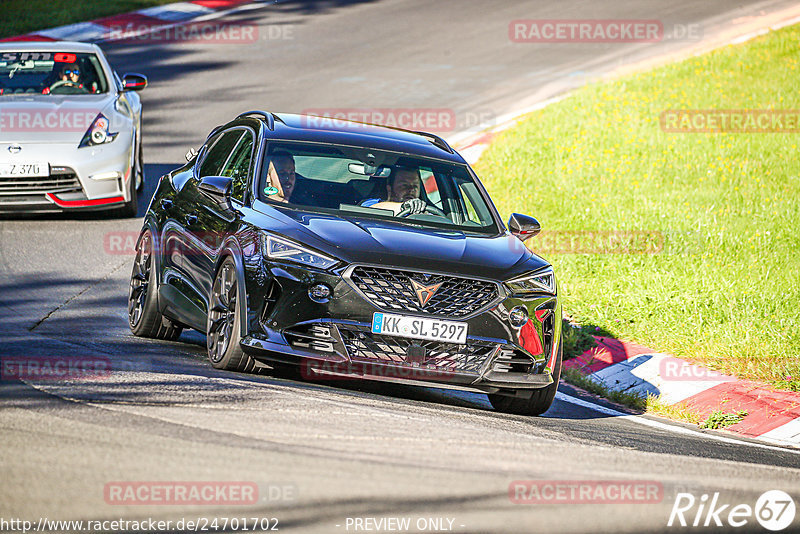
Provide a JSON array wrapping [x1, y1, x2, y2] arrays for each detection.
[[0, 138, 133, 212], [240, 261, 562, 395]]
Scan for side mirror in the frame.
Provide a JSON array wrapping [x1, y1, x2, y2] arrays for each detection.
[[508, 213, 541, 241], [122, 73, 148, 91], [198, 175, 233, 210]]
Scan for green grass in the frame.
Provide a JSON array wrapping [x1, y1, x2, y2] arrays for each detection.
[[477, 24, 800, 392], [561, 319, 598, 360], [0, 0, 186, 39], [700, 410, 748, 429]]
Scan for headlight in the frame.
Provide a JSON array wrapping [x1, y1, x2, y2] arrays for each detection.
[[79, 113, 118, 148], [505, 267, 556, 295], [263, 234, 339, 270]]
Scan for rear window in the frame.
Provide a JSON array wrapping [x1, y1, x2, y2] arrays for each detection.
[[0, 51, 109, 95]]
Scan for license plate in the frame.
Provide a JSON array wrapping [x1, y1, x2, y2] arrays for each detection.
[[371, 312, 468, 344], [0, 162, 48, 178]]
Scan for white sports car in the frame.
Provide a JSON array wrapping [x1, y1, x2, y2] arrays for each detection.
[[0, 41, 146, 216]]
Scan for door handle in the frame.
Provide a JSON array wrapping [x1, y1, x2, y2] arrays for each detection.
[[186, 214, 198, 226]]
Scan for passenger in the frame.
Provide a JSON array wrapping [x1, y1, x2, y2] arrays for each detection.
[[263, 151, 298, 202], [362, 166, 427, 215]]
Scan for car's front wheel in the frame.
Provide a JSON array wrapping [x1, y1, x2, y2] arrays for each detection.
[[207, 257, 256, 372], [128, 230, 183, 340], [489, 341, 562, 416]]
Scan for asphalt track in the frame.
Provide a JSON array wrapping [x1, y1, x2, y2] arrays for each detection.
[[2, 1, 800, 533]]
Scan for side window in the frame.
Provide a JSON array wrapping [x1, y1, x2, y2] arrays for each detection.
[[221, 132, 254, 202], [458, 182, 492, 225], [420, 167, 441, 208], [198, 130, 243, 178]]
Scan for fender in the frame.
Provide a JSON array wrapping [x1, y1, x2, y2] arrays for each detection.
[[214, 236, 250, 338]]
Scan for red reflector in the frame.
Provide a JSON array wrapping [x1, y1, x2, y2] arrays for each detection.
[[518, 320, 543, 356], [54, 53, 77, 63]]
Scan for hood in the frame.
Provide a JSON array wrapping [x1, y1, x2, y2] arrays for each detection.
[[0, 94, 114, 144], [253, 204, 549, 280]]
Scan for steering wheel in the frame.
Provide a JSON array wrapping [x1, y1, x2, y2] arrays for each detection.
[[48, 80, 89, 94], [397, 203, 448, 218]]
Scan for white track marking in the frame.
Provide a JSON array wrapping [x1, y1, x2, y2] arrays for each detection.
[[555, 392, 800, 454]]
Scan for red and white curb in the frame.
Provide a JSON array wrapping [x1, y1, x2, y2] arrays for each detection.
[[0, 0, 258, 43], [565, 336, 800, 448]]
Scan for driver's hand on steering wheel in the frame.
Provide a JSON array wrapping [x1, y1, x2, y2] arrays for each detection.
[[401, 198, 426, 214]]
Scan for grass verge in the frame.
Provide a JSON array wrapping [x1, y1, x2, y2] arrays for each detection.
[[562, 367, 705, 425], [0, 0, 186, 40], [700, 410, 748, 429], [478, 24, 800, 392]]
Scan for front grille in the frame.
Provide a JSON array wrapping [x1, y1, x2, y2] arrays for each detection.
[[338, 327, 498, 375], [348, 266, 499, 318], [0, 168, 81, 195]]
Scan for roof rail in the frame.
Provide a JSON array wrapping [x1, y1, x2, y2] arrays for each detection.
[[410, 130, 454, 154], [236, 110, 283, 131], [207, 124, 225, 139]]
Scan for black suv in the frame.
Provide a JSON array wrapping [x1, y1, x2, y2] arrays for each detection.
[[128, 111, 562, 415]]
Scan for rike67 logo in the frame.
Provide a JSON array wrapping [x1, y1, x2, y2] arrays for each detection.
[[668, 490, 796, 531]]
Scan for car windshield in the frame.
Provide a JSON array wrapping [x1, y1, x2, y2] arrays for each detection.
[[0, 51, 108, 95], [256, 141, 500, 233]]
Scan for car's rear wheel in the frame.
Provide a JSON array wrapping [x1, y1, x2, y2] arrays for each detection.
[[489, 341, 562, 416], [128, 230, 183, 340], [207, 257, 256, 372]]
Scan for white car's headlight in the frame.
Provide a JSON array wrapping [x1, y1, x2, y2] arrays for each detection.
[[263, 234, 339, 270], [505, 267, 556, 295], [79, 113, 118, 148]]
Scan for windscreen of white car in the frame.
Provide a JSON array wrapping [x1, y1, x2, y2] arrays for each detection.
[[0, 51, 108, 95]]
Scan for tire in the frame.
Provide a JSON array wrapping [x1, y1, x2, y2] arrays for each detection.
[[128, 230, 183, 340], [206, 257, 256, 373], [489, 340, 562, 416]]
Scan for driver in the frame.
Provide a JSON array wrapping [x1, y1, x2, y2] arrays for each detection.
[[44, 65, 96, 93], [362, 166, 427, 215], [59, 65, 83, 88]]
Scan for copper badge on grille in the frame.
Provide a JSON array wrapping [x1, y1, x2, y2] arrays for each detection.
[[409, 279, 442, 308]]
